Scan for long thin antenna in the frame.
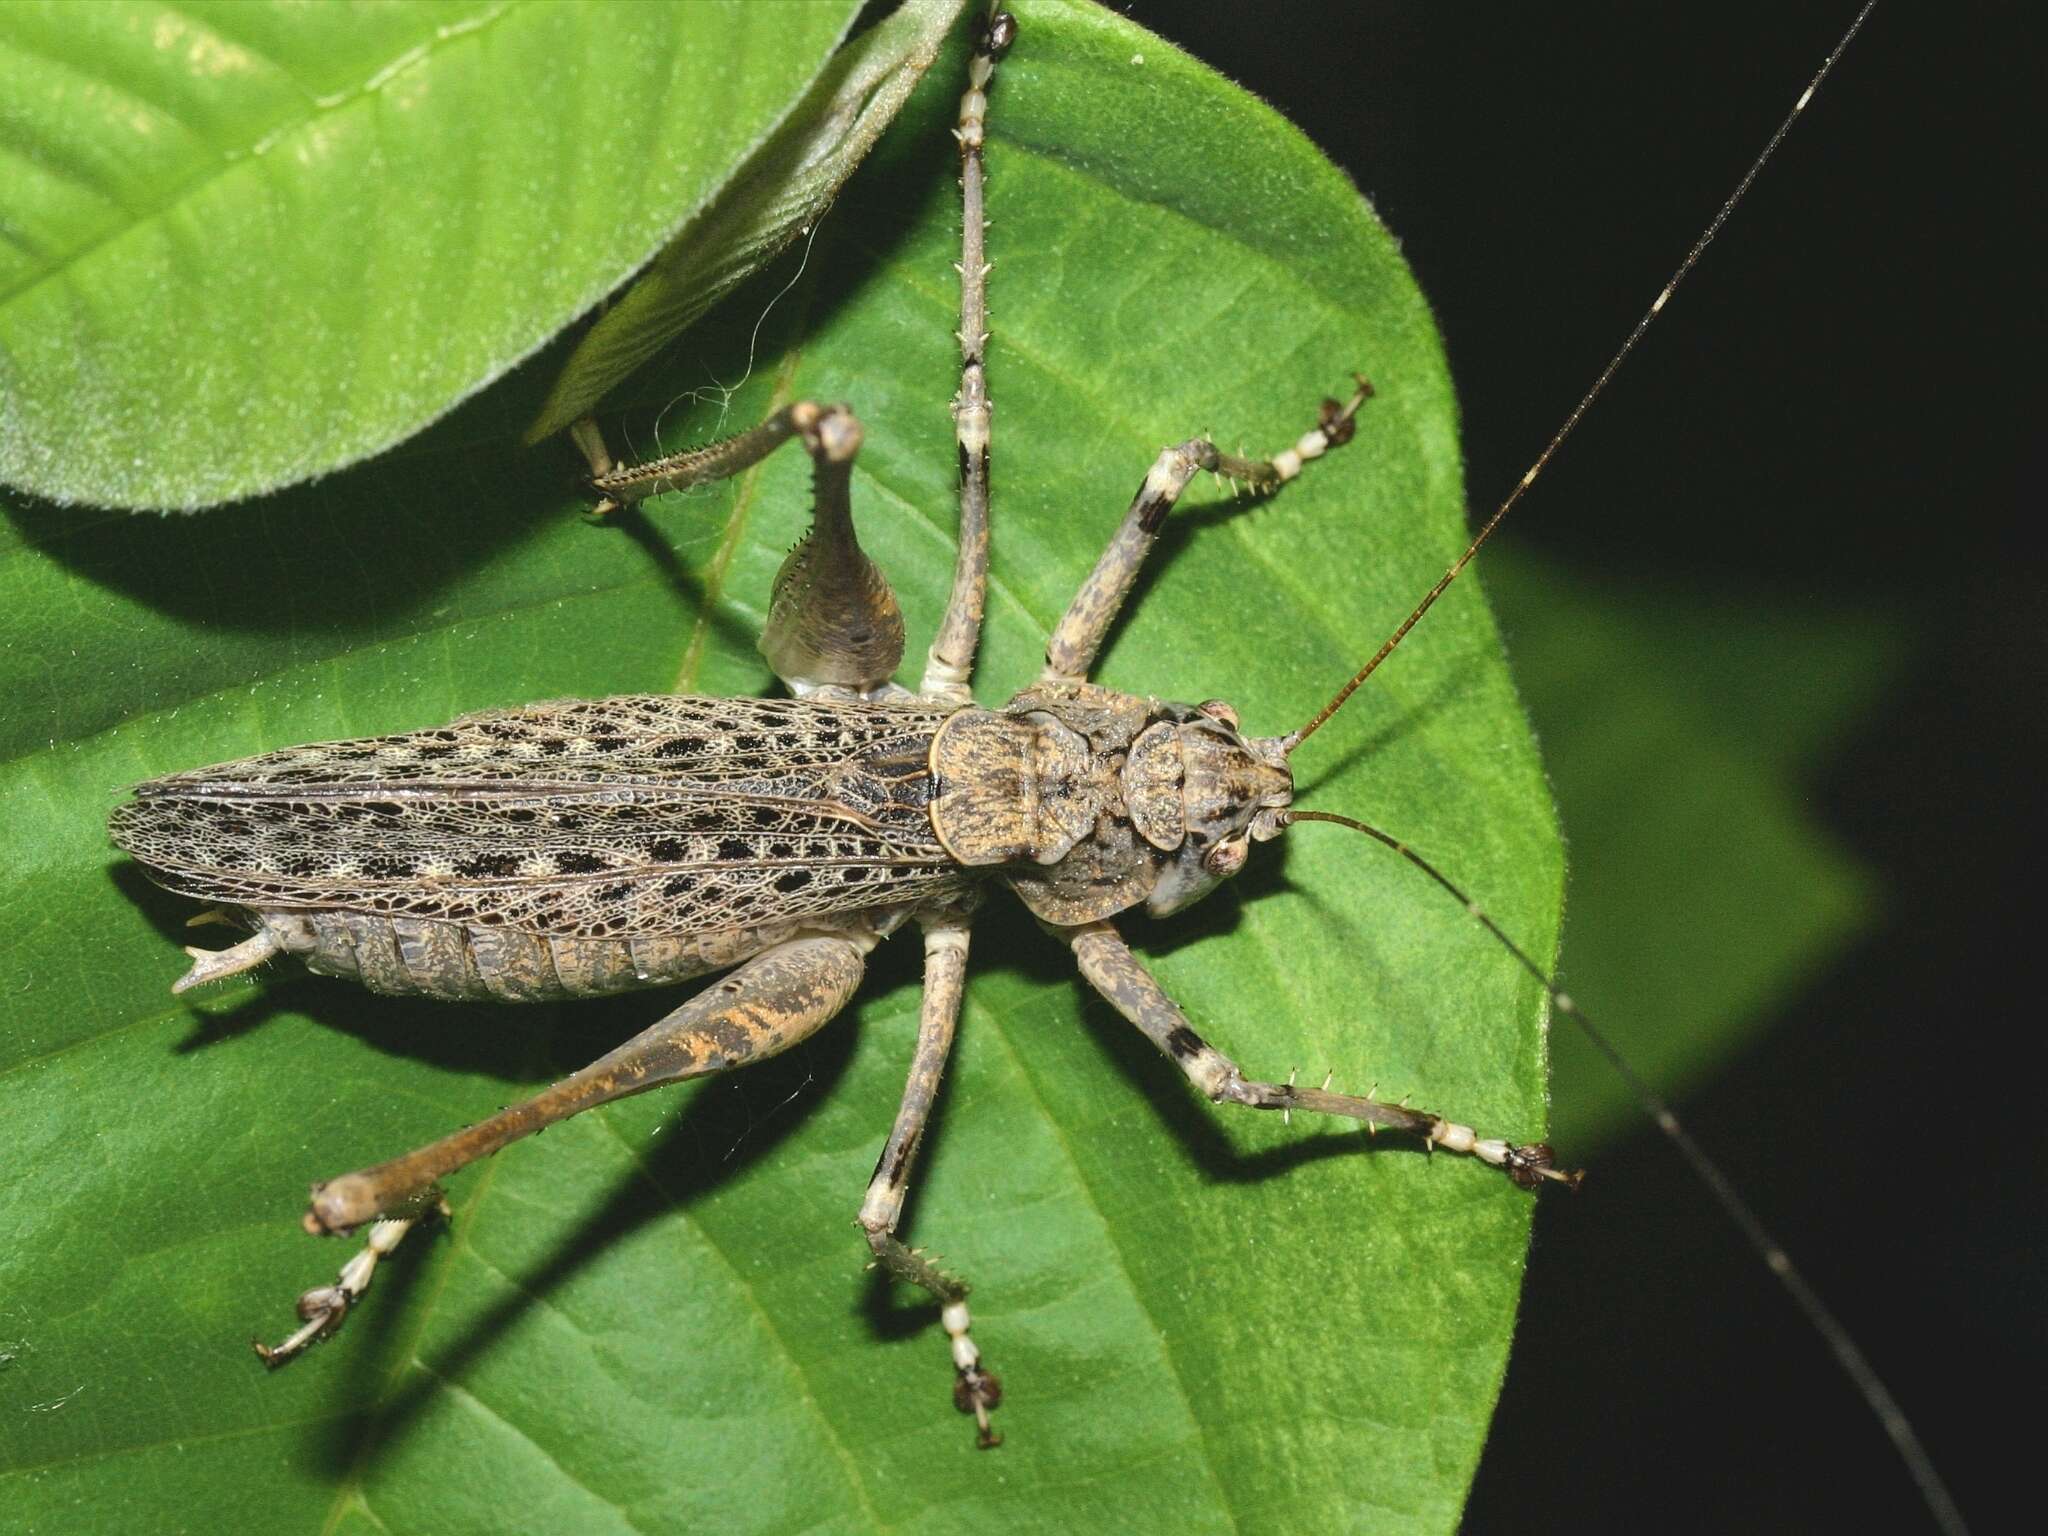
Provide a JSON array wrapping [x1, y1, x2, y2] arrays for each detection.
[[1283, 0, 1880, 754], [1282, 810, 1968, 1536]]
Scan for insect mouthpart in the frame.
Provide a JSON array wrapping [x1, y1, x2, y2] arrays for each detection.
[[1137, 716, 1292, 916]]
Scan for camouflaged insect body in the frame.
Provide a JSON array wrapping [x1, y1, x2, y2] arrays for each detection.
[[110, 685, 1287, 1002], [111, 694, 970, 1001], [97, 10, 1574, 1447], [89, 6, 1917, 1481]]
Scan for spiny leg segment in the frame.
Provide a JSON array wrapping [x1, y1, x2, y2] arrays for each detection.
[[853, 11, 1012, 1444], [923, 7, 1017, 701], [577, 401, 806, 517], [260, 935, 869, 1362], [1061, 920, 1578, 1189], [1040, 379, 1373, 686], [857, 917, 1002, 1445]]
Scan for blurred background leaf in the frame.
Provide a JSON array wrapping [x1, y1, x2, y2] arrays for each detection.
[[1485, 550, 1907, 1151]]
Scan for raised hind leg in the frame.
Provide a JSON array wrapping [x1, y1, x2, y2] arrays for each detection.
[[258, 934, 869, 1363]]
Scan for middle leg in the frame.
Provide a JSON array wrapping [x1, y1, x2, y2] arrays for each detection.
[[857, 915, 1003, 1446], [923, 8, 1018, 702]]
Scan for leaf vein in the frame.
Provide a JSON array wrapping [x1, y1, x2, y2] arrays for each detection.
[[967, 994, 1245, 1532]]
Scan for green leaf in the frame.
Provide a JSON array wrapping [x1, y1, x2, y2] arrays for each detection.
[[524, 0, 967, 444], [0, 4, 1557, 1532], [1484, 551, 1906, 1150], [0, 0, 863, 510]]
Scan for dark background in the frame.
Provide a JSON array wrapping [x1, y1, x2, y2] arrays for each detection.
[[1118, 3, 2034, 1530]]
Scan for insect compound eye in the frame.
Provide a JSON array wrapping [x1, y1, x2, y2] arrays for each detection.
[[1203, 838, 1249, 878], [1195, 699, 1240, 731]]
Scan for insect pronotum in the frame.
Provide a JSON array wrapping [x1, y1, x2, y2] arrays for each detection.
[[19, 0, 1982, 1531]]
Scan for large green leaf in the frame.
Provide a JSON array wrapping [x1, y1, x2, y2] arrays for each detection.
[[0, 4, 1558, 1532], [0, 0, 863, 509]]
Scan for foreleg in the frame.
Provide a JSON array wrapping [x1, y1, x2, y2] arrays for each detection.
[[1060, 920, 1577, 1189], [258, 934, 868, 1364], [1041, 378, 1373, 685]]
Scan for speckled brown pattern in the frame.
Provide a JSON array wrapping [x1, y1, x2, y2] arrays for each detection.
[[111, 694, 971, 999], [107, 11, 1440, 1447]]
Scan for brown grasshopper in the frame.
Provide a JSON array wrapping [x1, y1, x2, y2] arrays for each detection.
[[108, 13, 1574, 1449]]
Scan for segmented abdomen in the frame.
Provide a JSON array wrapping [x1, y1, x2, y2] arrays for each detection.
[[257, 909, 808, 1002]]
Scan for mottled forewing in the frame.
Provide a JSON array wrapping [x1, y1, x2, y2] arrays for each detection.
[[110, 696, 968, 937]]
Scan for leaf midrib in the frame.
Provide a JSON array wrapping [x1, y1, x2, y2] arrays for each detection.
[[968, 991, 1245, 1531]]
